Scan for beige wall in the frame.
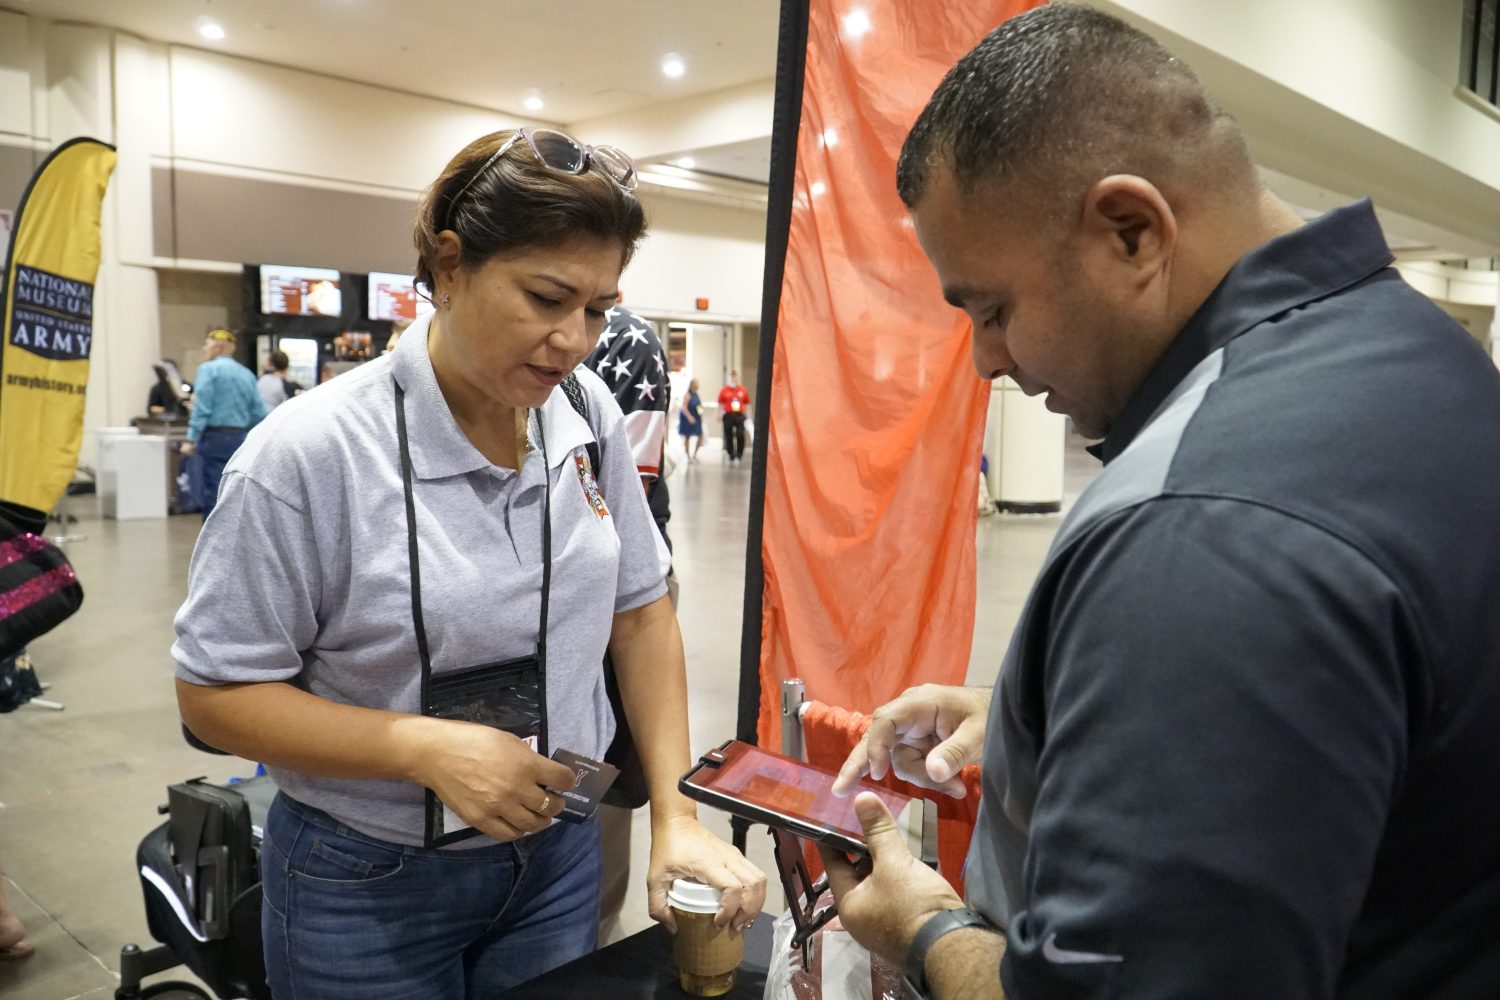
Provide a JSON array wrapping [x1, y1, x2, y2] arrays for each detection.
[[0, 9, 40, 141], [1438, 302, 1496, 349], [630, 191, 766, 318], [166, 46, 518, 192], [157, 270, 245, 383], [1096, 0, 1500, 257], [149, 44, 767, 316], [0, 141, 39, 213], [740, 323, 762, 421], [157, 167, 421, 274]]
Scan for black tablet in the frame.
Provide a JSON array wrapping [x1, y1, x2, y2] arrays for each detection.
[[679, 739, 934, 856]]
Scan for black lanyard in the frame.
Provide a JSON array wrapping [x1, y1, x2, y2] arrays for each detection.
[[394, 378, 553, 717]]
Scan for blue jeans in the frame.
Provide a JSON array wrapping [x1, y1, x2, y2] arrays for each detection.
[[195, 426, 247, 519], [260, 793, 601, 1000]]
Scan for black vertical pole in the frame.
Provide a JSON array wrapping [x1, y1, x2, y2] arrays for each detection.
[[1468, 0, 1484, 92], [733, 0, 809, 854], [1488, 0, 1500, 104]]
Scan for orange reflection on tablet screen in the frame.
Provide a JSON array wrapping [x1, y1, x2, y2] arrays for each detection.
[[714, 747, 910, 838]]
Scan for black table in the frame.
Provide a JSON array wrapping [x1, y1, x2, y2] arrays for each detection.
[[497, 914, 775, 999]]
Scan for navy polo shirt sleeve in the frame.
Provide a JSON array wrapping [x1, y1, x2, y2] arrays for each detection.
[[172, 470, 322, 685], [1000, 497, 1414, 999]]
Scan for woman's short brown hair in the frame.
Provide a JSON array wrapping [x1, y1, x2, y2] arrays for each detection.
[[413, 130, 647, 293]]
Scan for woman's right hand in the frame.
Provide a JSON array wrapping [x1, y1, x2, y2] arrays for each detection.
[[411, 720, 578, 841]]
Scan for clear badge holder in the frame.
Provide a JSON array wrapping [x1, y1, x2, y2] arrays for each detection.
[[422, 653, 546, 846]]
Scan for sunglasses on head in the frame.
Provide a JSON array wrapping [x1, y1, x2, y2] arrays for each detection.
[[444, 127, 638, 229]]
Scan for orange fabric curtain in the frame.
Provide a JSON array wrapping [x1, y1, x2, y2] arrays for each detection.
[[756, 0, 1042, 749]]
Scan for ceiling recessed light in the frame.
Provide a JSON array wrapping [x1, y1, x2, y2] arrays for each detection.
[[661, 53, 686, 78], [674, 156, 696, 169], [821, 127, 839, 149], [523, 93, 544, 112], [810, 181, 827, 197], [842, 9, 873, 39], [197, 18, 226, 41]]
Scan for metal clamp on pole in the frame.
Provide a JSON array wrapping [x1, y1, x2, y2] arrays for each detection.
[[781, 678, 806, 761]]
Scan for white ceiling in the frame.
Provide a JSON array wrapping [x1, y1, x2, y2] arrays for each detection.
[[10, 0, 782, 128], [4, 0, 1481, 253]]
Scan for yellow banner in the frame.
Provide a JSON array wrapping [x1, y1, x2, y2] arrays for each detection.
[[0, 138, 116, 513]]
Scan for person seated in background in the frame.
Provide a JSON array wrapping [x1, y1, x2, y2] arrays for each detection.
[[147, 358, 190, 418]]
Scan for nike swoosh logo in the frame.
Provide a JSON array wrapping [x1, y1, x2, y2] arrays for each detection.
[[1042, 933, 1124, 965]]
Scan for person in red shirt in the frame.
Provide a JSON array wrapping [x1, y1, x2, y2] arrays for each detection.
[[717, 370, 751, 462]]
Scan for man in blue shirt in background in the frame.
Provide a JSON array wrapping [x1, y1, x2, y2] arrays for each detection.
[[181, 328, 265, 518]]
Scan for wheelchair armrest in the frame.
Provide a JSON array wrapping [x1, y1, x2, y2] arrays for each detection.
[[181, 723, 231, 756]]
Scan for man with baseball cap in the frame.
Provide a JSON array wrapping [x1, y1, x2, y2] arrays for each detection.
[[181, 328, 266, 518]]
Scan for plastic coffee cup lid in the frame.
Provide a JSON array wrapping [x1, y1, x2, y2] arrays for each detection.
[[667, 878, 722, 913]]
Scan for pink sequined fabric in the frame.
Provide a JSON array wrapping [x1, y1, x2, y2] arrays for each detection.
[[0, 531, 78, 616], [0, 532, 51, 569]]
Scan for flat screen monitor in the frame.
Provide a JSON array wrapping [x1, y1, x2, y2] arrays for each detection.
[[277, 338, 320, 390], [260, 265, 342, 317], [367, 271, 432, 323]]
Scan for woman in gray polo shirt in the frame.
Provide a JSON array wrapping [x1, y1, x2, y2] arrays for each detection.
[[172, 128, 766, 998]]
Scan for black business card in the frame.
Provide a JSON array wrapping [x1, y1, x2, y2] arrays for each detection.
[[549, 748, 620, 823]]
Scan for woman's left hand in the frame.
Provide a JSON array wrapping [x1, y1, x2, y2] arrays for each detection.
[[647, 816, 768, 933]]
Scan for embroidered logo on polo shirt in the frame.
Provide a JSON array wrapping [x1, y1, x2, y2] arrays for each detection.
[[574, 453, 609, 519]]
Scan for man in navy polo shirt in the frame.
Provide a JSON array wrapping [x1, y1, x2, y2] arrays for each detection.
[[822, 6, 1500, 999]]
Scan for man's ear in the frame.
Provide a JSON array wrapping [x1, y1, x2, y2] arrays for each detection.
[[430, 230, 464, 297], [1080, 175, 1176, 282]]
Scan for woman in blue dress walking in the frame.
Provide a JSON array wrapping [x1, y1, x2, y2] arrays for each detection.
[[677, 378, 703, 462]]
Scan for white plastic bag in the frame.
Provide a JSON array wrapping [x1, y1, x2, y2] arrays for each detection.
[[764, 891, 909, 1000]]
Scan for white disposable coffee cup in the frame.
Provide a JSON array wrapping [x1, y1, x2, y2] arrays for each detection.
[[668, 878, 723, 913], [669, 879, 742, 997]]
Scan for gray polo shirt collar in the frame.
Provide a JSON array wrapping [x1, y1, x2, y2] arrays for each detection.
[[390, 313, 594, 480], [1095, 198, 1393, 465]]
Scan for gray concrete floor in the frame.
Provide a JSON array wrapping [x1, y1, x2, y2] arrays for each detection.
[[0, 433, 1097, 999]]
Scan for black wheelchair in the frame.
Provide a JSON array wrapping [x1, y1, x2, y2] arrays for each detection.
[[116, 732, 273, 1000]]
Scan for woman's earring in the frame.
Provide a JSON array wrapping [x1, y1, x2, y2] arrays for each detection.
[[439, 291, 450, 308]]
